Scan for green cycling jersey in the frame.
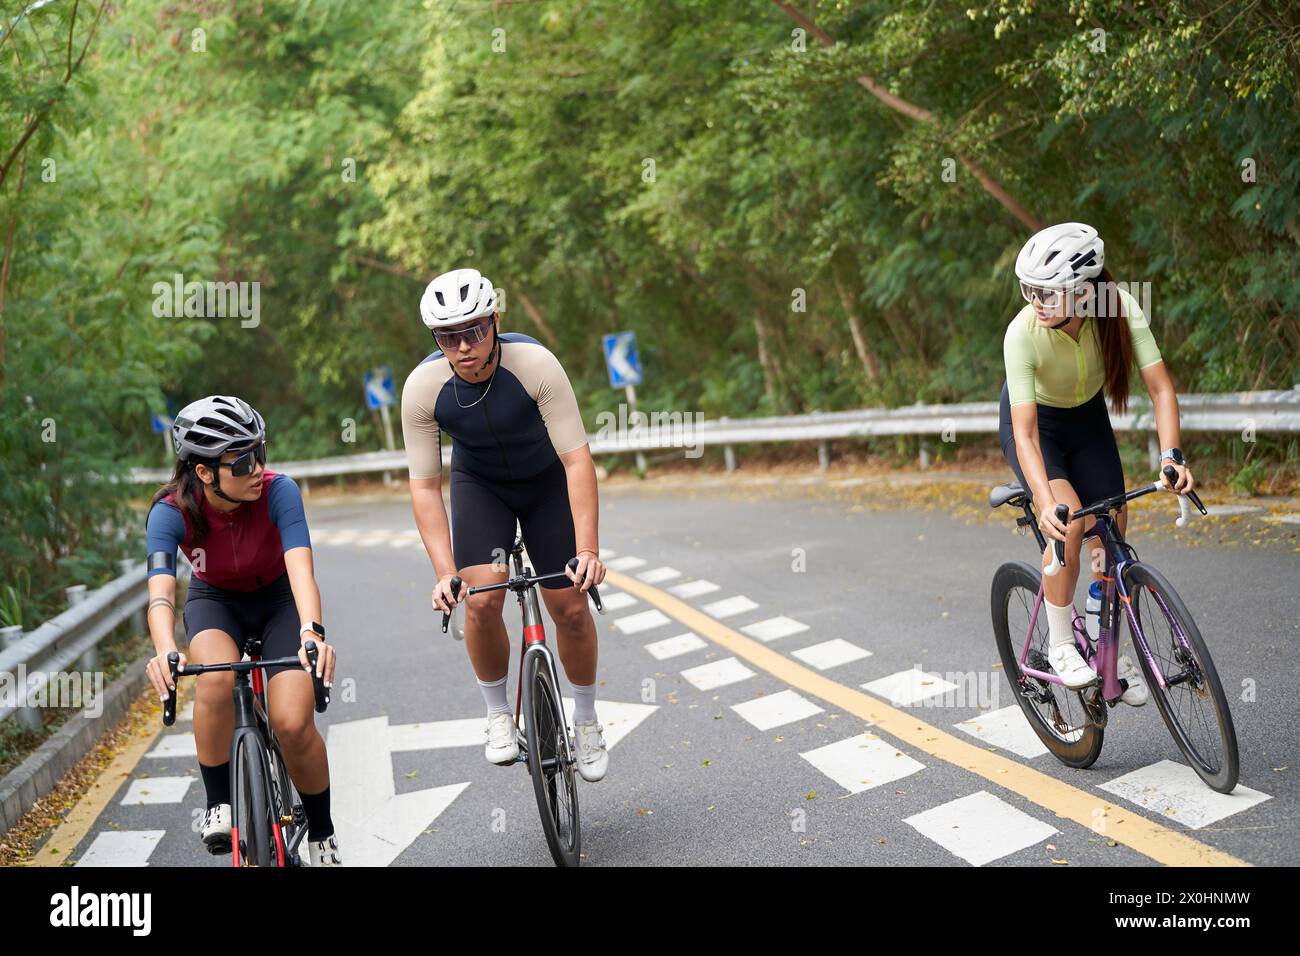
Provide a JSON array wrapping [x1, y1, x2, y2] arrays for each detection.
[[1003, 285, 1163, 409]]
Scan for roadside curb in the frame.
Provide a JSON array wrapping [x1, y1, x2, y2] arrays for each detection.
[[0, 655, 151, 835]]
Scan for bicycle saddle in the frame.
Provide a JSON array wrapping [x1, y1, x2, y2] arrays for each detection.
[[989, 481, 1030, 509]]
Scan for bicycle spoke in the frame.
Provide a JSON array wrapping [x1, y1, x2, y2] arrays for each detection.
[[1007, 585, 1087, 742]]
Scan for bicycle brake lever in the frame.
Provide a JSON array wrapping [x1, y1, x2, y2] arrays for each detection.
[[303, 640, 329, 712], [567, 557, 605, 614], [163, 651, 179, 726], [441, 576, 463, 634], [1043, 504, 1068, 577]]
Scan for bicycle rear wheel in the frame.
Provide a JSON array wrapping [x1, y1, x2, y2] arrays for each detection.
[[991, 561, 1104, 767], [1124, 563, 1239, 793], [522, 649, 580, 867], [232, 732, 276, 867]]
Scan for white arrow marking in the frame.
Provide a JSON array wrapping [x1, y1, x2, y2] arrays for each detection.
[[324, 716, 469, 867]]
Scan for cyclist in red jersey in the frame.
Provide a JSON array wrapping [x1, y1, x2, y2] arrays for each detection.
[[143, 395, 341, 865]]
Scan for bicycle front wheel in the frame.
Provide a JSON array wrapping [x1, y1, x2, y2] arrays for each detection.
[[232, 732, 276, 867], [1124, 563, 1239, 793], [522, 650, 580, 867]]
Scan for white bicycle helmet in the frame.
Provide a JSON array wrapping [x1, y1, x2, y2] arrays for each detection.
[[172, 395, 265, 462], [1015, 222, 1105, 292], [420, 268, 497, 329]]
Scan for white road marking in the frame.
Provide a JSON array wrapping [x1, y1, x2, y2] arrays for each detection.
[[791, 638, 871, 670], [731, 690, 823, 730], [178, 701, 194, 722], [613, 609, 672, 635], [389, 718, 484, 751], [644, 632, 708, 660], [599, 591, 639, 611], [701, 595, 760, 619], [76, 830, 166, 867], [326, 716, 471, 867], [681, 657, 756, 691], [905, 791, 1059, 866], [598, 548, 617, 559], [954, 706, 1050, 758], [741, 616, 810, 643], [667, 580, 721, 599], [862, 669, 960, 706], [606, 556, 647, 571], [800, 734, 925, 794], [146, 733, 197, 759], [637, 566, 682, 584], [1098, 760, 1271, 828], [121, 776, 194, 805]]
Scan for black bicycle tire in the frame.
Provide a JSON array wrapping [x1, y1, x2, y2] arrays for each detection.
[[991, 560, 1104, 767], [1124, 562, 1240, 793], [233, 732, 276, 867], [523, 650, 580, 867]]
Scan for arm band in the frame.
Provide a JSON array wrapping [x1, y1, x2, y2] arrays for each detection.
[[148, 551, 177, 573]]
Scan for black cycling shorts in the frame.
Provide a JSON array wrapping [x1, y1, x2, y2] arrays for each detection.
[[183, 572, 304, 680], [998, 382, 1126, 510], [449, 456, 577, 589]]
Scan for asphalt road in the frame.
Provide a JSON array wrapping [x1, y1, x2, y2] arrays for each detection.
[[42, 472, 1300, 866]]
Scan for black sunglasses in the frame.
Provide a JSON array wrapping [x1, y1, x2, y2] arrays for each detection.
[[222, 440, 267, 477]]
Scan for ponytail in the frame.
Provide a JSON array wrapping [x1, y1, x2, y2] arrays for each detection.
[[149, 460, 210, 546], [1090, 266, 1135, 413]]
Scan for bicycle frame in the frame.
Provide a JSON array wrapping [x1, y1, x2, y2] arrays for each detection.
[[1012, 480, 1200, 706]]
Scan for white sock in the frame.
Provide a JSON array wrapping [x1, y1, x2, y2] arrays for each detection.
[[477, 675, 510, 715], [1044, 599, 1076, 649], [571, 681, 597, 723]]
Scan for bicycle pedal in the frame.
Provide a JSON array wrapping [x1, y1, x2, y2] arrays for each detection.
[[204, 837, 232, 856]]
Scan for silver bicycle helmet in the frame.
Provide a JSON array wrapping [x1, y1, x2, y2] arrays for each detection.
[[171, 395, 265, 462]]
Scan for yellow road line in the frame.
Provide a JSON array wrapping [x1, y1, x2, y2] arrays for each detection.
[[35, 686, 188, 867], [606, 570, 1248, 868]]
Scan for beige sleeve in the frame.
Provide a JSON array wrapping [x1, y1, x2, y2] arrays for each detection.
[[504, 342, 589, 456], [400, 361, 451, 478]]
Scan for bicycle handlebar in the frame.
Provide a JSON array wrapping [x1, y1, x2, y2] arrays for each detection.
[[1037, 464, 1208, 576], [439, 557, 605, 634], [161, 642, 330, 726]]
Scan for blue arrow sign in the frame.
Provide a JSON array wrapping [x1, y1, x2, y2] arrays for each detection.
[[364, 366, 395, 410], [602, 331, 642, 388]]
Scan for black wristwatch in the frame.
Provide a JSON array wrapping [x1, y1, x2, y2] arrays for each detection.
[[1160, 447, 1185, 466]]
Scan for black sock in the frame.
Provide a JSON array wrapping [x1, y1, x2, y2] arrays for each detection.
[[299, 785, 334, 840], [199, 762, 231, 809]]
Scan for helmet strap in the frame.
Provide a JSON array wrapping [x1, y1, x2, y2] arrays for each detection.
[[195, 459, 241, 504]]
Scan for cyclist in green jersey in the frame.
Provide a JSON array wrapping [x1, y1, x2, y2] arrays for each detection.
[[1000, 222, 1195, 696]]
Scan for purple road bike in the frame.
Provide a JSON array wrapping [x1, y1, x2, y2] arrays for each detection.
[[989, 465, 1238, 793]]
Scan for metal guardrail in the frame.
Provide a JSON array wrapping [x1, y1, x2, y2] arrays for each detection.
[[126, 388, 1300, 484], [0, 561, 189, 729]]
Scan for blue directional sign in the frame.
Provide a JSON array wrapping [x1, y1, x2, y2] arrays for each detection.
[[602, 331, 642, 387], [150, 413, 173, 434], [364, 366, 396, 410]]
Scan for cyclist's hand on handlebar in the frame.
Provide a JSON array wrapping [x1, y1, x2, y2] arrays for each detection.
[[1039, 500, 1069, 544], [1161, 461, 1194, 494], [566, 552, 605, 592], [146, 651, 185, 702], [298, 638, 336, 687], [432, 573, 462, 614]]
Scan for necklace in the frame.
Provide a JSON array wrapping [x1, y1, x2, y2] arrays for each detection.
[[452, 339, 500, 409]]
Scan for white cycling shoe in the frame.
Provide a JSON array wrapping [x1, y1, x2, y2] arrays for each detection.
[[485, 711, 520, 765], [200, 803, 232, 854], [1117, 655, 1149, 706], [305, 834, 342, 867], [1048, 643, 1099, 689], [573, 719, 608, 782]]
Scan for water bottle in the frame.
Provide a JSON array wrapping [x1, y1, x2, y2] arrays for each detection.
[[1085, 580, 1103, 638]]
